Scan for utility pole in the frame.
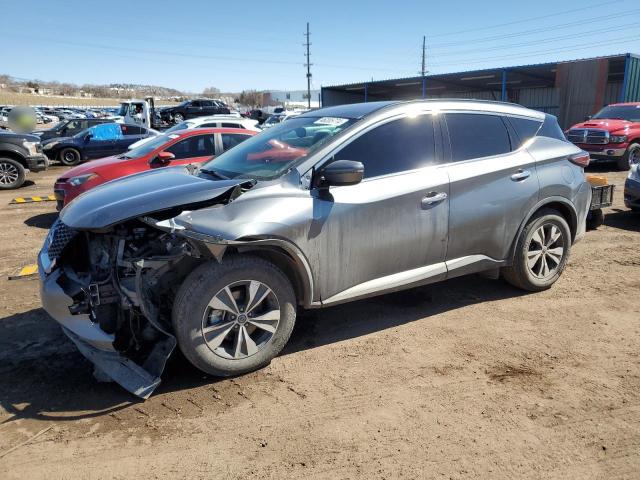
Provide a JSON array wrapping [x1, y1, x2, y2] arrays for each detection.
[[304, 22, 312, 109], [420, 36, 427, 98], [421, 35, 427, 77]]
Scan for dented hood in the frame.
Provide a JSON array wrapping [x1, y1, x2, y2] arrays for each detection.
[[60, 166, 247, 229]]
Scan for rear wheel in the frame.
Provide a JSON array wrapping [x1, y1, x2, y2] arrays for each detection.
[[503, 209, 571, 291], [617, 143, 640, 171], [59, 148, 81, 166], [0, 158, 25, 190], [172, 256, 296, 377]]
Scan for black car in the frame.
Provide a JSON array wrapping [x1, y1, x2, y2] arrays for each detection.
[[0, 131, 48, 189], [32, 118, 112, 141], [42, 123, 155, 166], [160, 99, 230, 124]]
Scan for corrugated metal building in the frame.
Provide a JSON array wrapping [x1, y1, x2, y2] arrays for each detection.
[[321, 53, 640, 128]]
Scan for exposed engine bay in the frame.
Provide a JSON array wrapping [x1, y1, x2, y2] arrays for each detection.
[[50, 218, 207, 397]]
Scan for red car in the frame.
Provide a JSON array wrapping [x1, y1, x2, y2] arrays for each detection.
[[566, 102, 640, 171], [54, 128, 255, 209]]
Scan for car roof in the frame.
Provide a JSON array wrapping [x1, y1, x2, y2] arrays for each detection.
[[299, 99, 545, 120], [187, 116, 253, 124], [607, 102, 640, 107], [170, 127, 256, 137]]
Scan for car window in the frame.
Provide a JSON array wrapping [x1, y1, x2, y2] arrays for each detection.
[[445, 113, 511, 161], [190, 101, 201, 108], [333, 115, 437, 179], [167, 134, 216, 158], [222, 122, 241, 128], [83, 123, 123, 140], [201, 100, 214, 107], [508, 117, 542, 147], [121, 124, 144, 136], [221, 133, 252, 151], [538, 116, 567, 141], [200, 123, 219, 128]]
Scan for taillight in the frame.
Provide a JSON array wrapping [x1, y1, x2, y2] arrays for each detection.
[[568, 151, 590, 168]]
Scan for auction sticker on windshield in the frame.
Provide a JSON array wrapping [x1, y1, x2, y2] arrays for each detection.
[[314, 117, 349, 126]]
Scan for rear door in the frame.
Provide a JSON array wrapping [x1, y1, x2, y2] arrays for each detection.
[[164, 134, 217, 166], [83, 123, 120, 159], [443, 112, 540, 270], [218, 132, 253, 154]]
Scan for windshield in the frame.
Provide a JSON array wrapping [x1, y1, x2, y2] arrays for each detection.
[[116, 103, 129, 116], [201, 115, 357, 180], [124, 134, 178, 158], [593, 105, 640, 122], [264, 115, 283, 125], [165, 121, 194, 134]]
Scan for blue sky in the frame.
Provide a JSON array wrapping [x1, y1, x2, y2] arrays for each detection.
[[2, 0, 639, 92]]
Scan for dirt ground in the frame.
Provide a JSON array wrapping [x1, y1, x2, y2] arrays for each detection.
[[0, 163, 639, 479]]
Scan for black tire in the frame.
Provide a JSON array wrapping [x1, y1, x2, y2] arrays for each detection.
[[172, 256, 296, 377], [503, 208, 572, 292], [0, 157, 26, 190], [59, 147, 81, 166], [173, 113, 184, 124], [617, 143, 640, 171], [586, 209, 604, 230]]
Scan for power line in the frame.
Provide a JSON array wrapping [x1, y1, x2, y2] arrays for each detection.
[[428, 0, 628, 38], [429, 9, 640, 48], [427, 35, 640, 68]]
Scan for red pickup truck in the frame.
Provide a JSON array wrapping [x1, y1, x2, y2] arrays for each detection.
[[566, 102, 640, 171]]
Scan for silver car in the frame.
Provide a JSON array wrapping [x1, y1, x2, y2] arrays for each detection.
[[38, 100, 591, 398]]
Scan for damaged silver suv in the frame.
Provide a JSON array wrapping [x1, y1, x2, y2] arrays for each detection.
[[39, 100, 592, 398]]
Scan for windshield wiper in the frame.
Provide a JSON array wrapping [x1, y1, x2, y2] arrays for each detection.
[[200, 168, 229, 180]]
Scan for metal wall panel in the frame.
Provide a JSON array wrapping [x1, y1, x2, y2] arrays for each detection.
[[605, 82, 622, 105], [622, 55, 640, 102], [517, 87, 559, 116]]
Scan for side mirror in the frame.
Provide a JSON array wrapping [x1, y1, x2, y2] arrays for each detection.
[[585, 115, 593, 121], [151, 151, 175, 166], [84, 133, 93, 142], [316, 160, 364, 188]]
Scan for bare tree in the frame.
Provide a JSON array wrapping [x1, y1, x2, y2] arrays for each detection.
[[202, 87, 221, 98]]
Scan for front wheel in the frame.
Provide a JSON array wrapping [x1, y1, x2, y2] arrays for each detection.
[[617, 143, 640, 171], [503, 208, 572, 292], [172, 256, 297, 377], [0, 158, 26, 190], [59, 148, 81, 166], [173, 113, 184, 124]]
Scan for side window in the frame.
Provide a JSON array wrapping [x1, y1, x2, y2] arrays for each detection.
[[508, 117, 542, 148], [167, 135, 215, 158], [90, 123, 123, 140], [200, 122, 219, 128], [201, 100, 214, 107], [333, 115, 436, 179], [121, 125, 144, 136], [222, 122, 241, 128], [190, 101, 201, 108], [538, 116, 567, 141], [221, 133, 251, 151], [445, 113, 511, 161]]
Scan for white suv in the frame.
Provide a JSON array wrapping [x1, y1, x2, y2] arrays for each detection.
[[127, 116, 260, 150]]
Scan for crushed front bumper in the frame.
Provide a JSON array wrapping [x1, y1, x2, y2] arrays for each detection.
[[37, 221, 176, 399]]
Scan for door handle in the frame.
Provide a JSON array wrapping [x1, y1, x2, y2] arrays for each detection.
[[421, 191, 448, 209], [510, 169, 531, 181]]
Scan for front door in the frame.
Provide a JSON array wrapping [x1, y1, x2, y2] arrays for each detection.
[[310, 113, 450, 302]]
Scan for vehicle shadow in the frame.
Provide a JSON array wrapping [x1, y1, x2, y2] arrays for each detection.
[[604, 209, 640, 232], [0, 275, 527, 423], [24, 212, 58, 229]]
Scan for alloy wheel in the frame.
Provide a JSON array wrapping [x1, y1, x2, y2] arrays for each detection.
[[0, 161, 19, 186], [201, 280, 280, 360], [629, 148, 640, 167], [526, 223, 565, 280]]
